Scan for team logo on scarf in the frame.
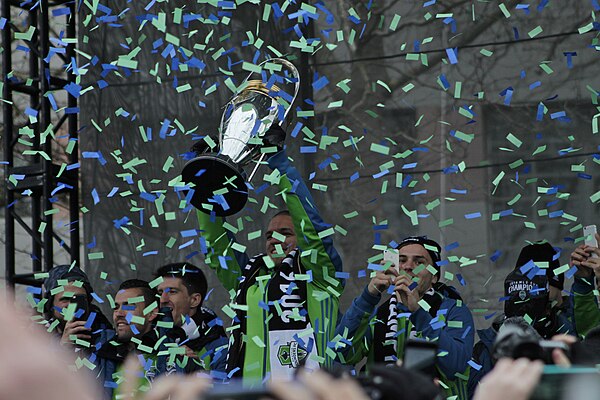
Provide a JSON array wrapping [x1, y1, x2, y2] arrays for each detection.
[[277, 340, 308, 368]]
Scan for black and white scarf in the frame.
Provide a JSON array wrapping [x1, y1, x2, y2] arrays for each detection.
[[226, 249, 318, 379], [373, 285, 449, 364]]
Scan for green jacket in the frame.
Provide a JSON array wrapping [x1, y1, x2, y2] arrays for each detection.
[[572, 276, 600, 337], [197, 150, 344, 380]]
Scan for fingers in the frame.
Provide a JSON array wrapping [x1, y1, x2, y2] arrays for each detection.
[[550, 334, 577, 345], [184, 346, 200, 359], [145, 374, 211, 400], [513, 358, 544, 392], [552, 348, 571, 367], [270, 379, 313, 400], [368, 270, 395, 295], [474, 358, 543, 400], [571, 246, 589, 264], [298, 370, 369, 400]]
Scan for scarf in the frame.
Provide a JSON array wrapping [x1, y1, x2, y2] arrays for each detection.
[[226, 249, 318, 379], [373, 284, 450, 364]]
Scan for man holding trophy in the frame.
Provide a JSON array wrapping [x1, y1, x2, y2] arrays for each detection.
[[182, 59, 344, 382]]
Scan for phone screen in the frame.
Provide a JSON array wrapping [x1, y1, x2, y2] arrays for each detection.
[[71, 294, 90, 321], [583, 225, 598, 258], [383, 249, 400, 270], [530, 366, 600, 400]]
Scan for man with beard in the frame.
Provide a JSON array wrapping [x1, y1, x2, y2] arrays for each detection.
[[95, 279, 159, 398]]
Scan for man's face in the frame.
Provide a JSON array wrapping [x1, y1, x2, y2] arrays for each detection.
[[113, 288, 156, 342], [398, 244, 438, 297], [265, 214, 297, 266], [51, 283, 87, 323], [157, 277, 200, 326]]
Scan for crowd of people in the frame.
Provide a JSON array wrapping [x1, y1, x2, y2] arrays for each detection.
[[4, 138, 600, 400]]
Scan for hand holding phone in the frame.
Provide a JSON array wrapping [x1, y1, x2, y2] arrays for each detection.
[[583, 225, 598, 259], [383, 249, 400, 270]]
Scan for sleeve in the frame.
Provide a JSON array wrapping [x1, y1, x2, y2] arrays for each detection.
[[206, 335, 229, 376], [267, 150, 344, 290], [333, 286, 380, 365], [572, 276, 600, 337], [196, 211, 249, 292], [410, 299, 475, 379]]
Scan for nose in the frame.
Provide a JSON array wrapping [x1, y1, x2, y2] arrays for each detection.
[[267, 236, 281, 246], [401, 259, 415, 272], [160, 291, 169, 303], [114, 307, 125, 319]]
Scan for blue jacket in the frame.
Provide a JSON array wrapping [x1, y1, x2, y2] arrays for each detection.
[[335, 284, 474, 399], [93, 321, 228, 398], [467, 300, 576, 399], [466, 324, 497, 399]]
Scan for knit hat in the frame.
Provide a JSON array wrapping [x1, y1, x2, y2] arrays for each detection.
[[397, 236, 442, 277], [514, 242, 563, 290], [42, 265, 94, 313]]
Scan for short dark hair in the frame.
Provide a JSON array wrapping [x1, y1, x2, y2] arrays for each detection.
[[154, 263, 207, 300], [117, 279, 157, 307], [270, 209, 290, 220]]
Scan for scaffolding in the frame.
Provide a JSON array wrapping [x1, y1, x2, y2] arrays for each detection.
[[2, 0, 79, 289]]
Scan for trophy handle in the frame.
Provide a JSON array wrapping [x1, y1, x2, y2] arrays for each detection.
[[247, 153, 267, 183]]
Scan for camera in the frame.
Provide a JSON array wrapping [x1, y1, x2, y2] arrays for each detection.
[[493, 317, 569, 364]]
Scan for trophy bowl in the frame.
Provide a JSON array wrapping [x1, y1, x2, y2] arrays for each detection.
[[182, 58, 299, 216]]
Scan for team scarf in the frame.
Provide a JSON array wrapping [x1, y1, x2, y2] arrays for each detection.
[[373, 286, 444, 364], [226, 249, 318, 379]]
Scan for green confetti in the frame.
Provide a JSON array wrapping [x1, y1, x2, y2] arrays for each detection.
[[88, 252, 104, 260], [389, 14, 401, 31], [498, 3, 511, 18], [370, 143, 390, 155], [506, 133, 522, 148], [528, 26, 543, 38]]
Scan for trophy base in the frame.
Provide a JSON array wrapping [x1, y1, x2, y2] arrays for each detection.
[[182, 154, 248, 216]]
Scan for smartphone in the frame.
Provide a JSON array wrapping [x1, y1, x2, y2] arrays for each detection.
[[71, 294, 90, 322], [530, 366, 600, 400], [402, 339, 438, 378], [383, 249, 400, 270], [583, 225, 598, 258]]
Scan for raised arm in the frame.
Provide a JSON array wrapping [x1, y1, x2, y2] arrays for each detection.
[[334, 287, 380, 365], [197, 212, 249, 292], [267, 150, 343, 289]]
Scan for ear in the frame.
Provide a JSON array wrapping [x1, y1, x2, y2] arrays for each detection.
[[189, 293, 202, 309], [432, 267, 440, 284]]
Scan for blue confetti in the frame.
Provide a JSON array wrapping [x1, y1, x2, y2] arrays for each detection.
[[446, 47, 458, 64], [465, 212, 481, 219]]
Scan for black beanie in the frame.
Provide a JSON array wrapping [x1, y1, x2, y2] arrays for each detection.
[[515, 242, 564, 290], [397, 236, 442, 277]]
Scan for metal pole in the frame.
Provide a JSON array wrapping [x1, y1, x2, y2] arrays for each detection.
[[39, 0, 53, 271], [66, 2, 80, 266], [30, 8, 43, 273], [2, 0, 15, 289]]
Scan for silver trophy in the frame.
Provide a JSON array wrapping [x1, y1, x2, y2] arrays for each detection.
[[182, 58, 300, 216]]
